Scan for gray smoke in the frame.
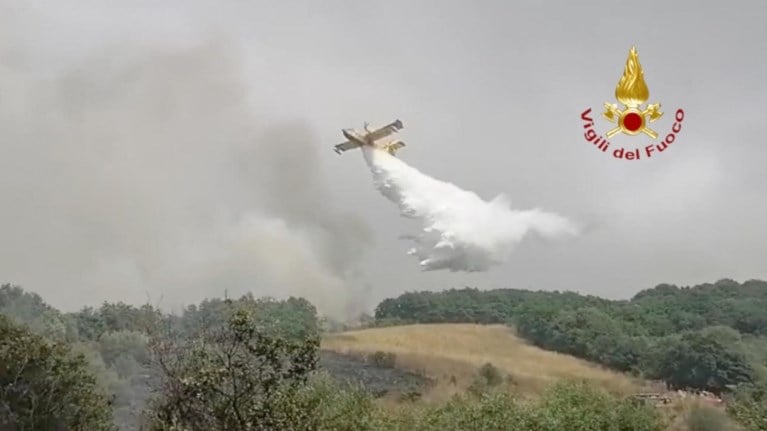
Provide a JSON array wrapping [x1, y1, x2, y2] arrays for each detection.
[[0, 22, 372, 318]]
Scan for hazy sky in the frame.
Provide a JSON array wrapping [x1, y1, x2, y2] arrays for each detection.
[[1, 1, 765, 317]]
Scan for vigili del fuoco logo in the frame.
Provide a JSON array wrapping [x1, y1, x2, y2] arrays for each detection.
[[581, 46, 685, 160]]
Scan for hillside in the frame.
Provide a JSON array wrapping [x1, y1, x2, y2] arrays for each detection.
[[373, 279, 767, 395], [3, 283, 762, 430], [322, 323, 652, 400]]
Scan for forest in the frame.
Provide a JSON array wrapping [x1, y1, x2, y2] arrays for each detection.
[[1, 280, 766, 430], [375, 279, 767, 396]]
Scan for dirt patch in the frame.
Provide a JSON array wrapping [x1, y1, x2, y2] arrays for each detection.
[[319, 350, 433, 398]]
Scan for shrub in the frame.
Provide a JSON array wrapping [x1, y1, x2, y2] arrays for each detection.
[[387, 381, 664, 431], [468, 362, 504, 396], [478, 363, 504, 387], [143, 309, 320, 430], [533, 381, 663, 431], [0, 314, 115, 430], [417, 392, 529, 431], [686, 403, 737, 431], [725, 383, 767, 431]]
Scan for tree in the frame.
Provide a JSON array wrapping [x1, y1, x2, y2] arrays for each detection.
[[649, 327, 756, 393], [0, 284, 78, 342], [97, 330, 151, 368], [144, 308, 320, 430], [177, 295, 318, 341], [97, 302, 163, 335], [377, 280, 767, 394], [0, 314, 115, 430]]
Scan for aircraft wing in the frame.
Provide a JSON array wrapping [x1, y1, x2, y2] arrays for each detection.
[[365, 119, 403, 142], [334, 141, 360, 154]]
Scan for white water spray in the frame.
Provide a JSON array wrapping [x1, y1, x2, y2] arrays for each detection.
[[362, 147, 579, 271]]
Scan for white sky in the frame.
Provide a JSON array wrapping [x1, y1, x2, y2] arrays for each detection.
[[1, 1, 765, 315]]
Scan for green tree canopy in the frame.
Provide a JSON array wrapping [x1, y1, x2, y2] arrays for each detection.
[[144, 308, 320, 430], [375, 279, 767, 393], [0, 314, 115, 431]]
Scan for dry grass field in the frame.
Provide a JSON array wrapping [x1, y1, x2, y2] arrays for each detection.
[[322, 323, 657, 401]]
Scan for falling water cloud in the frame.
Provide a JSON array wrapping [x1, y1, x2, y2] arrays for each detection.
[[361, 146, 579, 272]]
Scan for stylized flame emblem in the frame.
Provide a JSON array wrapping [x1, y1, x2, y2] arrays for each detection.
[[602, 46, 663, 138], [615, 47, 649, 108]]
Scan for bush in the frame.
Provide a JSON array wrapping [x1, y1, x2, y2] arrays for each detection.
[[279, 373, 381, 431], [468, 362, 504, 396], [0, 315, 115, 430], [534, 381, 663, 431], [416, 392, 530, 431], [389, 381, 664, 431], [726, 383, 767, 431], [478, 363, 503, 387], [143, 309, 320, 430], [686, 403, 737, 431]]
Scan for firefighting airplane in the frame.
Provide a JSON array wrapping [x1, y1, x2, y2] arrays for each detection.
[[334, 119, 405, 156]]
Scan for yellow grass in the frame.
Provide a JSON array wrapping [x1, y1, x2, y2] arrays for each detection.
[[322, 323, 654, 401]]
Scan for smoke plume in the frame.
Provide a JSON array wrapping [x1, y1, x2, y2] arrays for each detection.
[[0, 29, 372, 318], [362, 147, 578, 271]]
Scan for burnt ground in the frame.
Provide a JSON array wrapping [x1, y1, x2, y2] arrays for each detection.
[[319, 350, 433, 398]]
